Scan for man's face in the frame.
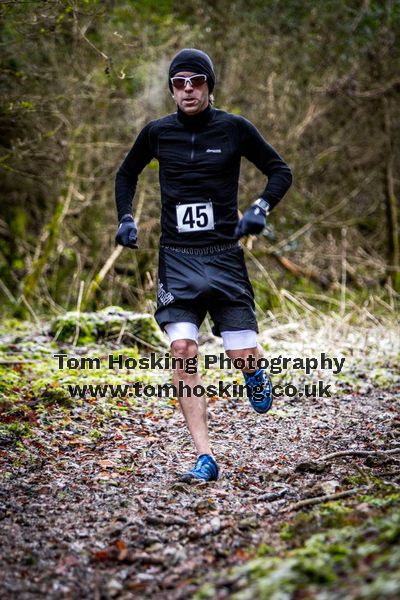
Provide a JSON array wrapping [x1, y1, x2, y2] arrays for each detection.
[[171, 71, 209, 115]]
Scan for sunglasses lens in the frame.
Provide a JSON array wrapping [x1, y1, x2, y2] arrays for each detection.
[[171, 75, 207, 89], [171, 78, 186, 89], [191, 75, 207, 87]]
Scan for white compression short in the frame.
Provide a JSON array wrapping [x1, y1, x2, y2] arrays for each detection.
[[164, 322, 199, 344], [220, 329, 258, 350], [164, 322, 257, 351]]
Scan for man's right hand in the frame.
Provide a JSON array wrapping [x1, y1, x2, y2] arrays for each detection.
[[115, 214, 138, 249]]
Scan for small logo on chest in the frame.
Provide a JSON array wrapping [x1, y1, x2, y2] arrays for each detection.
[[206, 148, 222, 153]]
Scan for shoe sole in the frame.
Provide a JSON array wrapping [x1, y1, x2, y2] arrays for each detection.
[[179, 472, 217, 483]]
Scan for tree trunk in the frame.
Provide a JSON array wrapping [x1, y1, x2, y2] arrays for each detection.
[[19, 150, 78, 309], [383, 96, 400, 291]]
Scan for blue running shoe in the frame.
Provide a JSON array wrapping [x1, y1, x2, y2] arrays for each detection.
[[243, 368, 273, 414], [180, 454, 219, 482]]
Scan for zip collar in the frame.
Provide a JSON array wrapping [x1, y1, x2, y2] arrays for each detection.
[[176, 104, 214, 130]]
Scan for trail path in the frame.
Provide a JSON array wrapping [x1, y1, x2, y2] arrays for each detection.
[[0, 321, 399, 598]]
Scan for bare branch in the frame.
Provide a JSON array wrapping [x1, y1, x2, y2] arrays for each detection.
[[285, 487, 367, 512]]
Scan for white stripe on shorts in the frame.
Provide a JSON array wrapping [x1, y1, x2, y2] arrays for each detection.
[[164, 322, 199, 344], [221, 329, 258, 350]]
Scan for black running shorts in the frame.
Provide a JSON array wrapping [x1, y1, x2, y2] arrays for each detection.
[[155, 243, 258, 337]]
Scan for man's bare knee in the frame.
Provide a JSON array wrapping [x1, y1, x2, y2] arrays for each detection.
[[171, 339, 198, 359], [226, 347, 257, 361]]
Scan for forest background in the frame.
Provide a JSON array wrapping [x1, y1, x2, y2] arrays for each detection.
[[1, 2, 400, 598], [1, 0, 399, 321]]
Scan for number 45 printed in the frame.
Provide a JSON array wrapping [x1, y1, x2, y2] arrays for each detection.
[[176, 201, 215, 232]]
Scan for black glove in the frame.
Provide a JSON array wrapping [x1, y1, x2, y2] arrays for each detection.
[[234, 198, 270, 239], [115, 214, 138, 249]]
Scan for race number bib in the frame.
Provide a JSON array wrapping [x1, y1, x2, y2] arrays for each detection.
[[176, 202, 215, 233]]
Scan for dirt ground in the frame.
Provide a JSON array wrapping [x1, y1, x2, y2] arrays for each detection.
[[0, 320, 399, 599]]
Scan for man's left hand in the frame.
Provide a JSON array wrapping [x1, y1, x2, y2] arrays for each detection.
[[234, 199, 269, 239]]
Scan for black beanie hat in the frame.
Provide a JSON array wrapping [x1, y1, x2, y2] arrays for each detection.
[[168, 48, 215, 93]]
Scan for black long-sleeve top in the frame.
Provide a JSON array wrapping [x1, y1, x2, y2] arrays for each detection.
[[115, 105, 292, 247]]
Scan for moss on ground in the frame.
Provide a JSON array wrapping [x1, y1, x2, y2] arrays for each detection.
[[0, 365, 22, 400], [0, 313, 173, 440], [50, 305, 167, 348], [196, 492, 400, 600]]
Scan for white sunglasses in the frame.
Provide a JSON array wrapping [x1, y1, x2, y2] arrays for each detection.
[[170, 74, 207, 89]]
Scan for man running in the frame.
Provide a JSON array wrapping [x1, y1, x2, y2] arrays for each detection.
[[115, 48, 292, 482]]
